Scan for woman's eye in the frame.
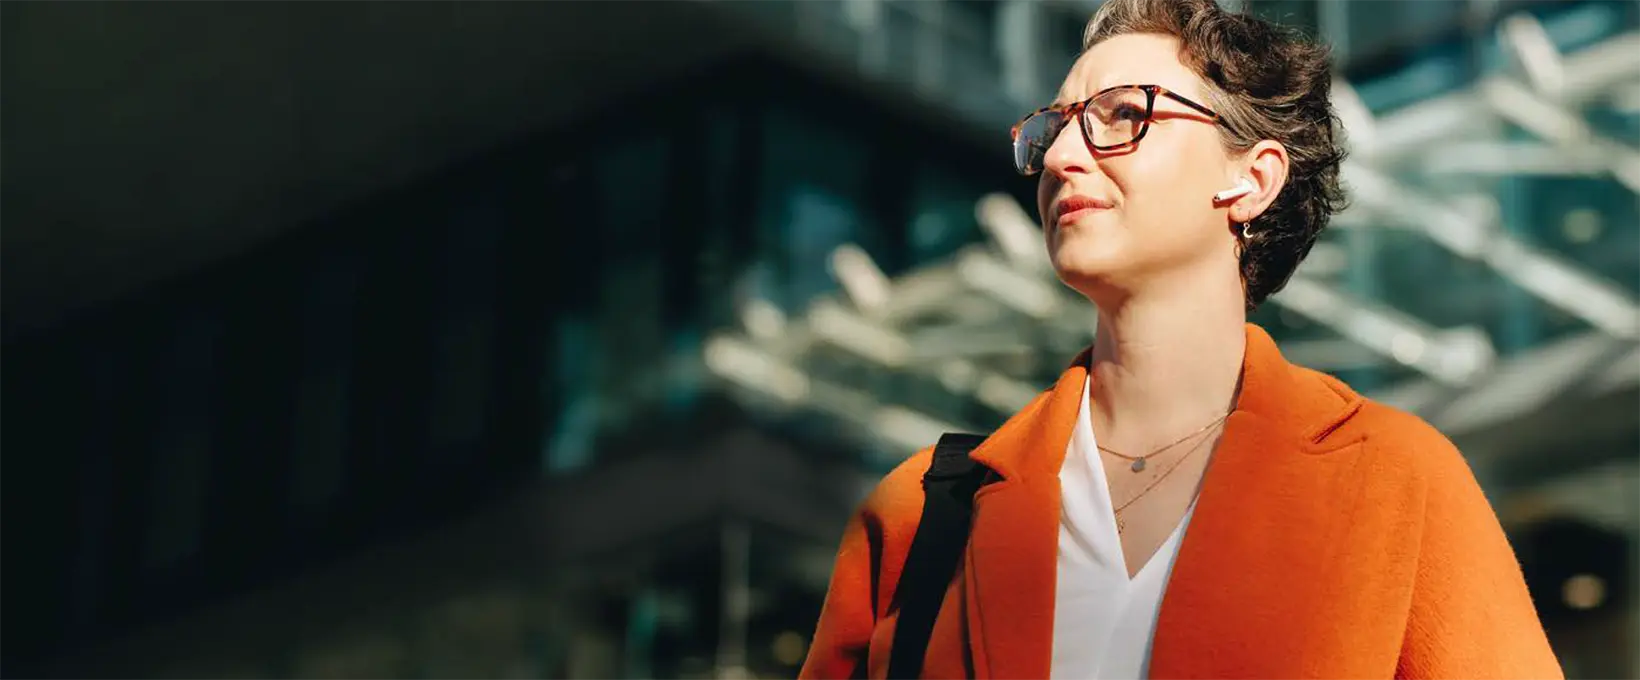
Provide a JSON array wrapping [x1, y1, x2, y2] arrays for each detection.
[[1112, 103, 1147, 121]]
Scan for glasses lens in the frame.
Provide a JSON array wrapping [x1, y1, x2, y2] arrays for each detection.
[[1086, 87, 1150, 148], [1012, 109, 1066, 175]]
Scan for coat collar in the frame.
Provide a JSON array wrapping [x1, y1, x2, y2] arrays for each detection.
[[958, 323, 1367, 679], [969, 323, 1364, 483]]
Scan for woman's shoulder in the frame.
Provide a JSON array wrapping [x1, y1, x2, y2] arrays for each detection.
[[1291, 363, 1462, 459], [855, 446, 938, 527], [1346, 393, 1483, 491]]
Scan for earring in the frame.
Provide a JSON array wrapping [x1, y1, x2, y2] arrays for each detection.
[[1239, 222, 1257, 240]]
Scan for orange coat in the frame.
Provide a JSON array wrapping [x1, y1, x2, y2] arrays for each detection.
[[800, 324, 1562, 679]]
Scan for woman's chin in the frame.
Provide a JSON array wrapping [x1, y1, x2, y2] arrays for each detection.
[[1050, 246, 1129, 286]]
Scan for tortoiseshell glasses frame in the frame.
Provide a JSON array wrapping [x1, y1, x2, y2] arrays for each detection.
[[1010, 84, 1230, 175]]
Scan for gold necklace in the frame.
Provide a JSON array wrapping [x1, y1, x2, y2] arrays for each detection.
[[1112, 422, 1222, 533], [1097, 412, 1230, 472]]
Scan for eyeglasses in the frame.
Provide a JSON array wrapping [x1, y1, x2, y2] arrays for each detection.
[[1010, 84, 1228, 176]]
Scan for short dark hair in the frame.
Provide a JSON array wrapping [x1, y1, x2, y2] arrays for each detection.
[[1084, 0, 1350, 310]]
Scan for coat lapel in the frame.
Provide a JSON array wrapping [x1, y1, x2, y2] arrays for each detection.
[[954, 324, 1366, 680], [1147, 325, 1367, 679], [961, 347, 1090, 680]]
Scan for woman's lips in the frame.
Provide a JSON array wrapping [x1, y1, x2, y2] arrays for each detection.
[[1049, 195, 1115, 227], [1054, 195, 1114, 226]]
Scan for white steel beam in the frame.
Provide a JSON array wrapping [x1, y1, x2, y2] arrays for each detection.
[[1362, 31, 1640, 163], [1271, 276, 1494, 386], [1342, 162, 1640, 339], [1435, 331, 1635, 434]]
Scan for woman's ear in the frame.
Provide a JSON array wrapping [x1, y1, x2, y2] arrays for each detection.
[[1230, 141, 1290, 224]]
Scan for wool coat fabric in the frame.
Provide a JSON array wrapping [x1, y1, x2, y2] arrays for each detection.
[[799, 324, 1562, 679]]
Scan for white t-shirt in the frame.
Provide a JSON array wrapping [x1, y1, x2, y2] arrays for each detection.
[[1051, 378, 1195, 680]]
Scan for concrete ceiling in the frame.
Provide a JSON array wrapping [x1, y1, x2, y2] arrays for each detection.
[[1, 1, 760, 339]]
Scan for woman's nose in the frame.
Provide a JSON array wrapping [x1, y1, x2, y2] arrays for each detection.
[[1042, 116, 1094, 178]]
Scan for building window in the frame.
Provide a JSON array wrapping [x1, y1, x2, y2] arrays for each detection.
[[757, 107, 871, 311], [543, 318, 601, 475], [288, 248, 358, 516], [143, 308, 222, 572], [428, 188, 504, 452], [782, 186, 863, 308], [907, 165, 986, 264]]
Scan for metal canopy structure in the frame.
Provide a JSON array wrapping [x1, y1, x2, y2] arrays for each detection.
[[703, 16, 1640, 475]]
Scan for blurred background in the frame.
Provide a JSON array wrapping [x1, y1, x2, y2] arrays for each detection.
[[2, 0, 1637, 677]]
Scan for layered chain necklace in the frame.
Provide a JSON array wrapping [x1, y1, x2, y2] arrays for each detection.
[[1098, 413, 1231, 534], [1096, 412, 1230, 473], [1108, 422, 1223, 533]]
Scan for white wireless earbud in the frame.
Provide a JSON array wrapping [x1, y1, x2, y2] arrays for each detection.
[[1213, 177, 1256, 203]]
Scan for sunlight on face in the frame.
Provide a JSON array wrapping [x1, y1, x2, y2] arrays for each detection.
[[1035, 33, 1241, 300]]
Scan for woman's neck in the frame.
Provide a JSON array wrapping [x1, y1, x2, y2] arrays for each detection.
[[1088, 287, 1247, 446]]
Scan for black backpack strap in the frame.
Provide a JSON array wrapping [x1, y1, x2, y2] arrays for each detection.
[[887, 433, 993, 680]]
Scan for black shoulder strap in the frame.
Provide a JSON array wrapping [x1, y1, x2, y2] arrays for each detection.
[[887, 433, 992, 680]]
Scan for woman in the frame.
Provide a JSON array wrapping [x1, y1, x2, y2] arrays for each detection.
[[799, 0, 1563, 678]]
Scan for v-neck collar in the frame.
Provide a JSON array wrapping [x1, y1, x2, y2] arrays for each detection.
[[959, 323, 1368, 679], [1067, 376, 1195, 582]]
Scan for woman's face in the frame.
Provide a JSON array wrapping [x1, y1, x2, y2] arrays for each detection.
[[1036, 33, 1243, 300]]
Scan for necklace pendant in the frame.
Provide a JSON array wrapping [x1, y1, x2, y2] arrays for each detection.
[[1131, 457, 1147, 472]]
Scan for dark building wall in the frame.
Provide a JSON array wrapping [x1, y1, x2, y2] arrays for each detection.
[[1, 47, 1029, 674], [0, 0, 768, 339]]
